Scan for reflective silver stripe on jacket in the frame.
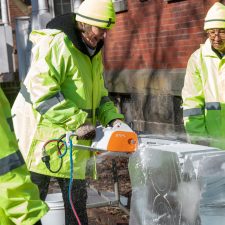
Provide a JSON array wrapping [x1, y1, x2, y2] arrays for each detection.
[[36, 92, 65, 115], [21, 83, 32, 103], [35, 91, 95, 117], [205, 102, 221, 110], [0, 151, 25, 176], [183, 102, 221, 117], [7, 117, 14, 132], [183, 108, 203, 117]]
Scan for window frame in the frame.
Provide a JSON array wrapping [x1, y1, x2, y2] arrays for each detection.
[[48, 0, 74, 17]]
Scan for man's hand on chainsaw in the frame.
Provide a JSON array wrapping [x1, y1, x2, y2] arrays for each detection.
[[108, 119, 124, 127], [75, 122, 96, 140]]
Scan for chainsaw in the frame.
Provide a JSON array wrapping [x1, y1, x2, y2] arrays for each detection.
[[67, 121, 138, 153], [42, 121, 138, 173]]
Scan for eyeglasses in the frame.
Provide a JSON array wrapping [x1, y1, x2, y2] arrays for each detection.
[[207, 29, 225, 39]]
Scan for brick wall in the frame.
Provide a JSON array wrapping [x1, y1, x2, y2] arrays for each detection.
[[8, 0, 30, 29], [103, 0, 224, 136], [104, 0, 220, 70]]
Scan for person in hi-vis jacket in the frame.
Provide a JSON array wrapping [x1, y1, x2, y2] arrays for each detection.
[[0, 87, 48, 225], [182, 2, 225, 150], [12, 0, 126, 224]]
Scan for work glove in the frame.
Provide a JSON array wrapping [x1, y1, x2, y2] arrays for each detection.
[[75, 122, 96, 140], [108, 119, 124, 127]]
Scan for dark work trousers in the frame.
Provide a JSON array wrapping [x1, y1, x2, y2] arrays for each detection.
[[31, 172, 88, 225]]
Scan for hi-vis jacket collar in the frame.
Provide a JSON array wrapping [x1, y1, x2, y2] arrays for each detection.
[[201, 39, 221, 58]]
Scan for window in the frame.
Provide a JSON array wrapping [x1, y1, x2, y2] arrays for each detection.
[[113, 0, 128, 13], [23, 0, 31, 5], [53, 0, 72, 16]]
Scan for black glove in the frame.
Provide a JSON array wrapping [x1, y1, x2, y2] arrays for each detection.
[[75, 122, 96, 140]]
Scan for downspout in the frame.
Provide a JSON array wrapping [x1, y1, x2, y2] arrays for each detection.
[[37, 0, 48, 14], [16, 0, 50, 81], [31, 0, 49, 29], [0, 0, 14, 77], [1, 0, 9, 25]]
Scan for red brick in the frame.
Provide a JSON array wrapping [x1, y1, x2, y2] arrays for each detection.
[[104, 0, 219, 70]]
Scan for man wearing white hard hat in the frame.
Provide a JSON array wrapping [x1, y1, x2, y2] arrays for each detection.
[[12, 0, 125, 224], [182, 2, 225, 149]]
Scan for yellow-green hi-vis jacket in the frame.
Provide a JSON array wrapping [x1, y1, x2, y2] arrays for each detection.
[[12, 14, 124, 179], [182, 38, 225, 149], [0, 87, 48, 225]]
